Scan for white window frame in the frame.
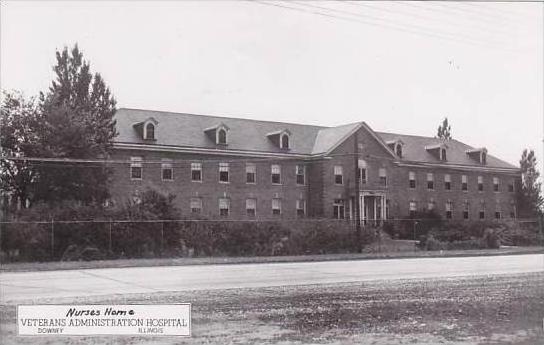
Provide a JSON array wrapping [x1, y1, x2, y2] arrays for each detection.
[[191, 162, 202, 182], [219, 198, 230, 217], [493, 177, 500, 192], [280, 133, 290, 149], [478, 176, 484, 191], [296, 165, 305, 185], [444, 174, 451, 190], [246, 163, 256, 184], [333, 199, 345, 219], [143, 121, 155, 140], [246, 198, 257, 217], [379, 168, 387, 186], [334, 165, 343, 185], [216, 127, 228, 145], [461, 175, 468, 191], [409, 171, 416, 189], [161, 158, 173, 181], [130, 156, 143, 180], [272, 198, 282, 215], [190, 198, 202, 214], [219, 162, 229, 183], [427, 173, 434, 190], [358, 159, 367, 184], [271, 164, 282, 184]]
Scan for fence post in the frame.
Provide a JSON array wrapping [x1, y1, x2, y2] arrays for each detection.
[[161, 222, 165, 256], [109, 220, 113, 254], [50, 218, 54, 258]]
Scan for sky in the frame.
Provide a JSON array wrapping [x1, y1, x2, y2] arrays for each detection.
[[1, 1, 543, 171]]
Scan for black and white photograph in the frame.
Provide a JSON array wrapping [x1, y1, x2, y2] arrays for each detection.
[[0, 1, 543, 344]]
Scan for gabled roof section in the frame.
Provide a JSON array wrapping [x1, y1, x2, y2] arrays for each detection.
[[377, 132, 517, 169], [310, 122, 362, 155]]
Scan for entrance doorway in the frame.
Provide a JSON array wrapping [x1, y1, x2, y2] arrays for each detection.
[[360, 192, 386, 226]]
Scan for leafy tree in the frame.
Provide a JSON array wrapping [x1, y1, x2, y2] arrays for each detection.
[[0, 91, 42, 209], [517, 149, 543, 218], [436, 117, 452, 140], [34, 44, 117, 204]]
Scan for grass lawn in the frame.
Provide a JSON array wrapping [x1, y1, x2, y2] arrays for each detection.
[[1, 272, 543, 345]]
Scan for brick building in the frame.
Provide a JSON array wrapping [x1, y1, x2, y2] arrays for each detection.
[[110, 108, 521, 222]]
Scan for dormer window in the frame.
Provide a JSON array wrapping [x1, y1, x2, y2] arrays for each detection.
[[218, 128, 227, 145], [386, 139, 404, 158], [267, 129, 291, 150], [280, 133, 290, 149], [466, 148, 488, 165], [133, 117, 158, 141], [145, 123, 155, 140], [425, 143, 448, 161], [204, 123, 230, 145]]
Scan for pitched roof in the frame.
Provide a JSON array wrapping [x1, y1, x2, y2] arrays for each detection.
[[376, 132, 517, 169], [114, 108, 518, 170], [114, 108, 326, 155]]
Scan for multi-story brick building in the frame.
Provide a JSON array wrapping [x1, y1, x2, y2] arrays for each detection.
[[110, 108, 521, 222]]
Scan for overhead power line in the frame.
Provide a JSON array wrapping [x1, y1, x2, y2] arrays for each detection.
[[251, 0, 524, 53]]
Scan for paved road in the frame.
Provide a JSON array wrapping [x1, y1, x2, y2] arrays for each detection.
[[1, 254, 543, 303]]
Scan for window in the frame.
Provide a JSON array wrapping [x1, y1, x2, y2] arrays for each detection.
[[444, 174, 451, 190], [409, 201, 417, 218], [296, 165, 305, 185], [358, 160, 367, 184], [379, 168, 387, 187], [495, 210, 501, 219], [219, 198, 230, 217], [510, 205, 517, 219], [427, 199, 435, 211], [333, 199, 345, 219], [478, 176, 484, 191], [493, 177, 500, 192], [246, 163, 256, 184], [463, 202, 469, 219], [280, 134, 290, 149], [130, 156, 143, 180], [479, 202, 485, 219], [217, 128, 227, 145], [145, 123, 155, 140], [272, 198, 281, 215], [191, 162, 202, 182], [219, 163, 229, 183], [271, 164, 281, 184], [440, 148, 447, 161], [161, 159, 173, 181], [334, 166, 343, 185], [508, 180, 514, 193], [246, 198, 257, 217], [481, 152, 487, 165], [395, 144, 402, 157], [461, 175, 468, 191], [409, 171, 416, 189], [296, 199, 306, 217], [190, 198, 202, 214], [427, 173, 434, 190], [445, 201, 453, 219]]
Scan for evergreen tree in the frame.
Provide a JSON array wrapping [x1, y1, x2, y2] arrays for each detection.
[[436, 117, 452, 140], [517, 149, 543, 218], [35, 44, 117, 204]]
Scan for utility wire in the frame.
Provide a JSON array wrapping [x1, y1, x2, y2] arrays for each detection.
[[252, 0, 523, 53], [292, 0, 509, 46]]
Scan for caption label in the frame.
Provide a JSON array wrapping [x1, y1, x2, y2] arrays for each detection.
[[18, 304, 191, 336]]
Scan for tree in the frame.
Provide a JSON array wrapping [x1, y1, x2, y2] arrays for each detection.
[[34, 44, 117, 204], [517, 149, 543, 218], [436, 117, 452, 140], [0, 90, 42, 210]]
